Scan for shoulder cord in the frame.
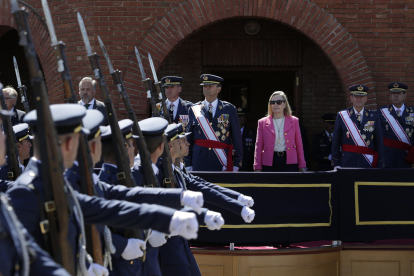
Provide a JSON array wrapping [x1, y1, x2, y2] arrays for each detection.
[[1, 194, 30, 276]]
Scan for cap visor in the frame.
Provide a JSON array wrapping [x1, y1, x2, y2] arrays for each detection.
[[132, 135, 139, 139], [0, 110, 15, 116], [178, 132, 191, 138]]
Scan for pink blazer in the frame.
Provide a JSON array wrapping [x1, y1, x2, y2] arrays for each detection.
[[254, 115, 306, 170]]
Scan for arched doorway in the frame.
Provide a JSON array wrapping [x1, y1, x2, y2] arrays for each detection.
[[156, 18, 346, 169]]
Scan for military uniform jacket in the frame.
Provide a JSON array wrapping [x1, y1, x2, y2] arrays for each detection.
[[378, 105, 414, 168], [7, 159, 176, 271], [156, 97, 193, 124], [186, 100, 243, 171], [0, 193, 70, 276], [312, 131, 333, 171], [240, 127, 256, 171], [331, 108, 385, 168]]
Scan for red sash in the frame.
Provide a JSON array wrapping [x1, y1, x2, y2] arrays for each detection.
[[342, 144, 379, 168], [383, 138, 414, 163], [194, 139, 233, 171]]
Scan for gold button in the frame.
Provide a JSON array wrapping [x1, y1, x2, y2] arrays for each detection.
[[209, 148, 211, 150], [285, 133, 287, 135], [130, 261, 134, 264], [15, 264, 19, 271], [79, 235, 82, 239], [288, 148, 290, 150], [287, 140, 289, 142]]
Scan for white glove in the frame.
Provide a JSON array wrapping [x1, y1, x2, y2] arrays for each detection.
[[238, 194, 254, 207], [148, 230, 167, 248], [186, 166, 193, 172], [328, 154, 332, 161], [334, 166, 341, 170], [169, 211, 198, 240], [121, 238, 146, 260], [88, 263, 109, 276], [204, 210, 225, 230], [241, 206, 255, 223], [181, 191, 204, 214]]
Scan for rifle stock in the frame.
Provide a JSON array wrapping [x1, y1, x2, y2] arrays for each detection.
[[112, 70, 159, 187], [10, 2, 74, 273], [53, 41, 103, 265], [0, 91, 21, 181]]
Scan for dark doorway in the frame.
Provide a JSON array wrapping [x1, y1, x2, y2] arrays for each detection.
[[0, 28, 42, 111], [210, 69, 297, 131]]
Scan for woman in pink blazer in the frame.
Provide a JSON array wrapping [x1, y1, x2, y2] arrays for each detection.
[[254, 91, 306, 172]]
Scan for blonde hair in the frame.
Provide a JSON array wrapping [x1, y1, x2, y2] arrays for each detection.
[[267, 91, 292, 117]]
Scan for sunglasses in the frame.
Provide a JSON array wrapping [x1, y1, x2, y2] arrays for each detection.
[[269, 100, 286, 105]]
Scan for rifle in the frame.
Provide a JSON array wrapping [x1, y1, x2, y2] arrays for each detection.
[[78, 13, 143, 243], [134, 47, 160, 118], [0, 84, 21, 180], [41, 0, 103, 265], [148, 53, 171, 123], [144, 53, 176, 189], [10, 0, 74, 273], [13, 56, 30, 113], [98, 36, 159, 188]]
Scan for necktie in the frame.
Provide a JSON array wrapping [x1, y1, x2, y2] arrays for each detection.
[[396, 109, 401, 117], [356, 113, 361, 127], [84, 104, 90, 110], [208, 104, 213, 122], [169, 103, 174, 120]]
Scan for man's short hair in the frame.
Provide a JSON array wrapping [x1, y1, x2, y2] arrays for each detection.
[[79, 77, 97, 90], [145, 136, 164, 154], [3, 86, 18, 99], [216, 83, 222, 88], [101, 143, 116, 162]]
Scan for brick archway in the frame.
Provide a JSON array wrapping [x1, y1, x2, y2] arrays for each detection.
[[123, 0, 377, 110], [0, 0, 61, 100]]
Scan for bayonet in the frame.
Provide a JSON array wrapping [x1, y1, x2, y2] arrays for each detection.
[[135, 47, 146, 80], [148, 53, 162, 100], [77, 12, 93, 57], [98, 36, 115, 74], [13, 56, 30, 113]]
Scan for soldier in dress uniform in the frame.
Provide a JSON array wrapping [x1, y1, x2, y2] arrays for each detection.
[[66, 112, 203, 276], [13, 123, 32, 172], [331, 85, 385, 168], [156, 76, 193, 124], [7, 104, 200, 275], [186, 74, 243, 172], [237, 107, 256, 171], [157, 123, 255, 276], [312, 114, 336, 171], [377, 82, 414, 168]]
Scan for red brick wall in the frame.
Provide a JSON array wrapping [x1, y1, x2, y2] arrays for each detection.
[[1, 0, 413, 114]]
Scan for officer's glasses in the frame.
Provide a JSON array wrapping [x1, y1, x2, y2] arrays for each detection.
[[269, 100, 285, 105]]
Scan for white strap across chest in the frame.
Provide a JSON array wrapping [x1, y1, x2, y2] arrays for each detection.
[[191, 104, 227, 167], [339, 110, 373, 165], [380, 107, 411, 146]]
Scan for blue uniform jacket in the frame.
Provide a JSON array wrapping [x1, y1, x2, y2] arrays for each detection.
[[378, 105, 414, 168], [312, 131, 333, 171], [240, 127, 256, 171], [7, 159, 176, 271], [0, 179, 14, 192], [331, 108, 385, 168], [0, 193, 70, 276], [156, 98, 193, 124], [186, 100, 243, 171]]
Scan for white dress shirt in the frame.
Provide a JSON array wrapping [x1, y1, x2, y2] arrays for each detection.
[[166, 98, 180, 120], [204, 98, 218, 117], [80, 98, 95, 109]]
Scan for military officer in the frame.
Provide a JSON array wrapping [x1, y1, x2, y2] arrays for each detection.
[[377, 82, 414, 168], [156, 76, 193, 124], [13, 123, 32, 171], [237, 107, 256, 171], [331, 85, 385, 168], [312, 114, 336, 171], [186, 74, 243, 172], [7, 104, 200, 275]]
